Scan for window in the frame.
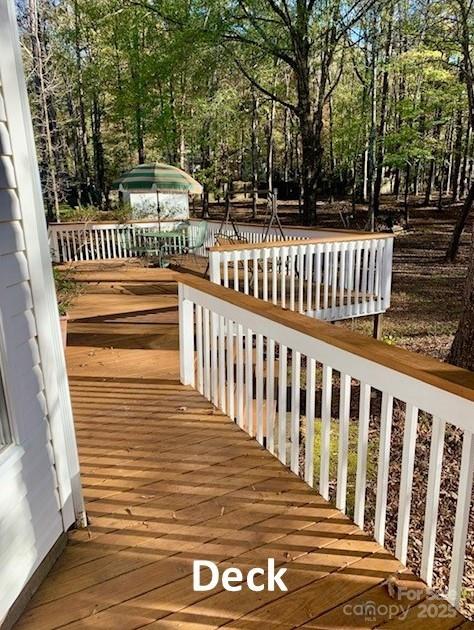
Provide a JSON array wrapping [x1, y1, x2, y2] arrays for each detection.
[[0, 370, 11, 448]]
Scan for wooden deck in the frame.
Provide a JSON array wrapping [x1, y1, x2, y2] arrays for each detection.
[[15, 271, 466, 629]]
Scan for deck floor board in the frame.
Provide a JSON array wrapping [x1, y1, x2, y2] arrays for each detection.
[[15, 272, 464, 629]]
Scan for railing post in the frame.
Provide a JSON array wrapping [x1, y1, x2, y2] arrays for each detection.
[[178, 284, 195, 387], [209, 250, 221, 285], [382, 237, 393, 310], [49, 226, 60, 262]]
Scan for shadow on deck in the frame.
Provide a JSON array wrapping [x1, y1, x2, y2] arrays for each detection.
[[15, 270, 465, 629]]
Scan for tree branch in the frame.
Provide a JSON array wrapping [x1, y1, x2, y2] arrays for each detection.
[[232, 55, 298, 113]]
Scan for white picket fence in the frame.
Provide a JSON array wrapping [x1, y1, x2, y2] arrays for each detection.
[[178, 275, 473, 609], [48, 218, 334, 263], [208, 236, 393, 321]]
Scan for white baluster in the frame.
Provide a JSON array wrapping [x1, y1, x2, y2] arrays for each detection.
[[253, 249, 259, 298], [203, 308, 210, 400], [290, 350, 301, 474], [336, 372, 351, 512], [281, 246, 288, 308], [262, 249, 269, 301], [421, 417, 445, 586], [289, 247, 296, 311], [354, 242, 362, 317], [339, 242, 348, 318], [361, 241, 369, 315], [178, 286, 195, 387], [243, 252, 250, 294], [218, 315, 226, 412], [100, 228, 105, 259], [245, 327, 253, 435], [331, 243, 339, 318], [236, 323, 244, 428], [271, 248, 278, 304], [320, 364, 332, 500], [305, 357, 316, 486], [305, 244, 314, 315], [278, 344, 288, 465], [396, 403, 419, 564], [266, 338, 275, 453], [323, 243, 330, 317], [368, 239, 377, 314], [346, 242, 355, 317], [195, 305, 203, 395], [226, 320, 235, 420], [315, 243, 322, 315], [256, 333, 264, 444], [211, 312, 218, 406], [233, 250, 239, 291], [298, 245, 305, 313], [354, 382, 371, 527], [374, 392, 394, 545], [222, 252, 229, 288]]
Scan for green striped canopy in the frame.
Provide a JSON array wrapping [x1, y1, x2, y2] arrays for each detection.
[[113, 163, 202, 194]]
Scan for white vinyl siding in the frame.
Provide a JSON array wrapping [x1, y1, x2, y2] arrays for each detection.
[[0, 57, 64, 622]]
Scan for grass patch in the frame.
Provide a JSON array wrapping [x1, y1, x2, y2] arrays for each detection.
[[312, 418, 378, 517]]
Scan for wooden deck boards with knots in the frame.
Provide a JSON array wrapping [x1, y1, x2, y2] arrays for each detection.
[[15, 273, 465, 629]]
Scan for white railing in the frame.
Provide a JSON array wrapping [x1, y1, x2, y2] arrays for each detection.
[[49, 219, 393, 322], [178, 275, 473, 608], [208, 235, 393, 321], [49, 220, 188, 263], [48, 218, 345, 263]]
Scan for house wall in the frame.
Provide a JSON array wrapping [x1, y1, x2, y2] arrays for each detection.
[[0, 1, 83, 623], [0, 78, 65, 624]]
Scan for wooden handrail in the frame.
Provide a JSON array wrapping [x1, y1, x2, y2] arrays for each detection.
[[178, 273, 474, 403], [208, 231, 393, 252]]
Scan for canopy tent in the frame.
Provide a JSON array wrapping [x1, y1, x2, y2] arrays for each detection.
[[113, 163, 202, 221]]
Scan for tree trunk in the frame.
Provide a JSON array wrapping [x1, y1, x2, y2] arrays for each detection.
[[251, 88, 259, 219], [295, 39, 321, 225], [448, 223, 474, 369], [328, 94, 335, 203], [446, 180, 474, 261], [367, 17, 378, 231], [460, 126, 471, 198], [299, 107, 318, 224], [451, 110, 464, 201], [73, 0, 92, 204], [404, 164, 410, 224], [424, 108, 442, 205], [92, 94, 105, 207], [266, 97, 276, 193], [373, 8, 393, 216]]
